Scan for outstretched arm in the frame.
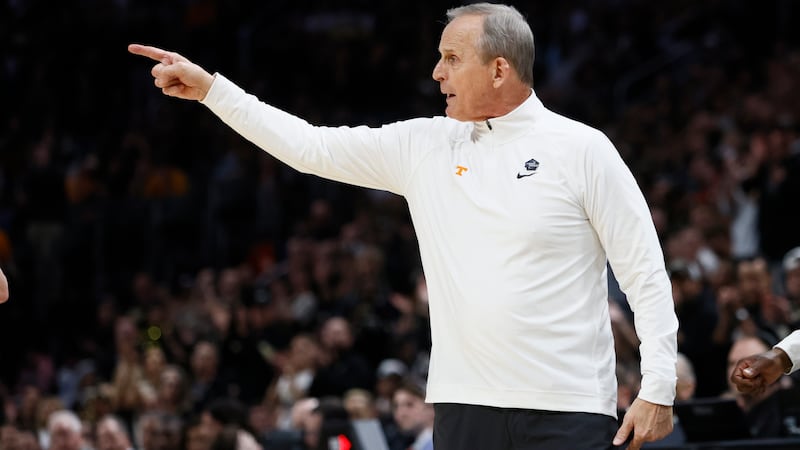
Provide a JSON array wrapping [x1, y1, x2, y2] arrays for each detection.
[[128, 44, 214, 101], [129, 43, 435, 196]]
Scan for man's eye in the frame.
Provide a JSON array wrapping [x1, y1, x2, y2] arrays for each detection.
[[447, 55, 457, 63]]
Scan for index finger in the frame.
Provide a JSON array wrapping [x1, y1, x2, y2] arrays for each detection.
[[627, 434, 644, 450], [128, 44, 171, 62]]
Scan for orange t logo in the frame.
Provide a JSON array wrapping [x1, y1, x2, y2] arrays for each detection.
[[455, 165, 469, 176]]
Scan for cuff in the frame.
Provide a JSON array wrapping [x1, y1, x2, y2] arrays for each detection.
[[774, 342, 800, 374], [199, 72, 225, 105], [637, 374, 676, 406]]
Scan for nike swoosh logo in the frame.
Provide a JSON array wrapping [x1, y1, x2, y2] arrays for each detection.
[[516, 172, 535, 179]]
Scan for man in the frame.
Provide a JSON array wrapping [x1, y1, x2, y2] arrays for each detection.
[[95, 415, 134, 450], [731, 330, 800, 395], [725, 336, 784, 438], [129, 3, 677, 448], [46, 410, 88, 450], [393, 379, 434, 450], [784, 246, 800, 324]]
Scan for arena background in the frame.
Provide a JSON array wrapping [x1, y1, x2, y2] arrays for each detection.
[[1, 1, 800, 449]]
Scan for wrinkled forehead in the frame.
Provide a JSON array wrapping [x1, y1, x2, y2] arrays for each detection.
[[439, 15, 484, 53]]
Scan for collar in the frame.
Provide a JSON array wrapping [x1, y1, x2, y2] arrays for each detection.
[[470, 89, 544, 144]]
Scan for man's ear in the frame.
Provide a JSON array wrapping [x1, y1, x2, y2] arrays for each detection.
[[492, 57, 512, 88]]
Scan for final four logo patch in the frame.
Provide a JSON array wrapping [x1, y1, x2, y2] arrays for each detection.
[[517, 158, 539, 179]]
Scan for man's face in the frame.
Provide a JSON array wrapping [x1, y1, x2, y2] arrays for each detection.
[[49, 423, 83, 450], [96, 421, 130, 450], [392, 390, 428, 433], [432, 15, 495, 122]]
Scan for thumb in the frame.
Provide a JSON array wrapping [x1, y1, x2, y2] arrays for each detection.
[[742, 357, 770, 378], [613, 418, 632, 446]]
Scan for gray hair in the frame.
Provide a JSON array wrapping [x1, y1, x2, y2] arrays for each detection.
[[47, 409, 82, 434], [446, 3, 535, 86]]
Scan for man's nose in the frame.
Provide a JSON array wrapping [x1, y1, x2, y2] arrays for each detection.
[[432, 60, 444, 81]]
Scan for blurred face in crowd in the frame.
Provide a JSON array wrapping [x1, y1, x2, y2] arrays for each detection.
[[432, 14, 497, 122], [190, 341, 219, 379], [48, 421, 83, 450], [96, 417, 131, 450], [36, 397, 64, 428], [344, 389, 376, 419], [737, 258, 770, 302], [143, 347, 166, 379], [392, 389, 432, 434], [159, 366, 186, 406], [138, 415, 165, 450], [139, 415, 182, 450], [288, 334, 319, 370], [1, 427, 41, 450], [320, 317, 353, 351], [185, 423, 215, 450], [302, 411, 323, 450]]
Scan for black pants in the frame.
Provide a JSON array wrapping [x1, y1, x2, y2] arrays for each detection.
[[433, 403, 621, 450]]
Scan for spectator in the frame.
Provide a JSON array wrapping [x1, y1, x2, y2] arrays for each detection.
[[374, 358, 408, 420], [724, 335, 784, 438], [308, 316, 373, 398], [342, 388, 377, 420], [784, 247, 800, 327], [16, 133, 66, 323], [188, 340, 228, 412], [134, 412, 183, 450], [210, 425, 262, 450], [155, 365, 191, 417], [670, 260, 725, 397], [1, 425, 42, 450], [95, 415, 133, 450], [269, 333, 320, 428], [138, 347, 167, 410], [392, 379, 434, 450], [46, 410, 88, 450]]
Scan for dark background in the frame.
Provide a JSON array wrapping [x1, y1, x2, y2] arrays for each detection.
[[1, 0, 800, 446]]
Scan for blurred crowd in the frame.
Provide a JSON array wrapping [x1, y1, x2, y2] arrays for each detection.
[[1, 0, 800, 449]]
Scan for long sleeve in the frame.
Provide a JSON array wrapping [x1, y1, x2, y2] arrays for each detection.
[[775, 330, 800, 374], [581, 131, 679, 406], [200, 74, 434, 196]]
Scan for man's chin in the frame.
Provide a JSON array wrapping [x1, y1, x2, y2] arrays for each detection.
[[444, 108, 468, 122]]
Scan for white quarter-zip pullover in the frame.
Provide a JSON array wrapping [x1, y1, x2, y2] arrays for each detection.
[[201, 74, 678, 418]]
